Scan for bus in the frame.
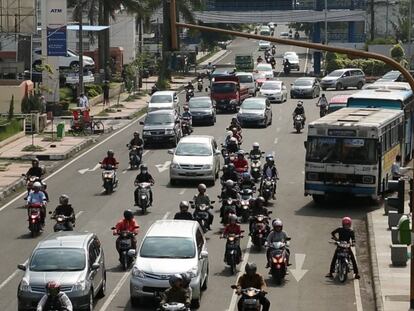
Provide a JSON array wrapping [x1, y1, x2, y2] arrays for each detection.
[[304, 108, 404, 202], [347, 85, 414, 161]]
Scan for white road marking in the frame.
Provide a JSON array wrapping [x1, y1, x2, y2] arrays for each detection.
[[98, 271, 130, 311], [227, 238, 252, 311], [352, 246, 364, 311], [304, 48, 310, 74], [0, 113, 147, 213], [302, 171, 305, 175], [290, 253, 308, 282], [163, 212, 170, 220], [75, 211, 83, 218], [179, 189, 186, 195], [0, 260, 27, 291], [215, 50, 232, 64], [122, 170, 128, 174], [155, 161, 171, 173], [276, 127, 280, 133], [78, 163, 101, 175], [274, 138, 278, 144]]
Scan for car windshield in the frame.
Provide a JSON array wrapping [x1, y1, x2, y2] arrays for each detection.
[[237, 75, 253, 83], [261, 83, 281, 90], [294, 80, 313, 86], [285, 56, 299, 62], [212, 83, 236, 93], [30, 248, 85, 271], [145, 113, 174, 125], [328, 70, 344, 77], [306, 137, 377, 164], [150, 95, 172, 103], [140, 237, 195, 258], [257, 65, 272, 71], [242, 100, 265, 110], [381, 71, 400, 80], [236, 56, 252, 63], [175, 142, 212, 156], [189, 100, 211, 108], [259, 40, 269, 44]]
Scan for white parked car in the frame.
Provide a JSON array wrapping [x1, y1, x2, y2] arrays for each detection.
[[169, 135, 221, 185], [256, 63, 274, 79], [259, 80, 288, 103], [258, 40, 271, 51], [236, 72, 257, 96], [32, 48, 95, 72], [283, 51, 298, 58], [130, 220, 209, 308]]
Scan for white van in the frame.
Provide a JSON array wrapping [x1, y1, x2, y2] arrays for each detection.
[[236, 72, 256, 96], [148, 91, 179, 112]]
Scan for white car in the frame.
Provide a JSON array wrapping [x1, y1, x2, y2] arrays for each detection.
[[32, 48, 95, 72], [283, 54, 300, 71], [284, 51, 298, 58], [130, 220, 209, 308], [280, 32, 289, 39], [169, 135, 221, 185], [258, 40, 271, 51], [259, 80, 288, 103], [236, 72, 257, 96], [268, 22, 276, 31], [256, 63, 274, 79], [148, 91, 179, 112]]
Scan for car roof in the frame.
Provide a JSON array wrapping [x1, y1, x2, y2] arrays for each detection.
[[257, 64, 272, 69], [146, 220, 199, 238], [244, 97, 267, 103], [189, 96, 211, 101], [147, 109, 175, 115], [236, 72, 253, 76], [295, 77, 314, 81], [36, 232, 94, 249], [179, 135, 214, 144], [263, 80, 281, 85], [152, 91, 175, 96]]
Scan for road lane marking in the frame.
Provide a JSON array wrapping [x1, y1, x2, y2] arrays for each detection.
[[302, 171, 305, 175], [290, 253, 308, 282], [304, 48, 310, 74], [0, 260, 27, 291], [155, 161, 171, 173], [274, 138, 278, 144], [352, 246, 364, 311], [75, 211, 83, 218], [163, 212, 170, 220], [0, 114, 147, 212], [98, 271, 130, 311], [179, 189, 186, 195], [276, 127, 280, 133], [78, 163, 101, 175]]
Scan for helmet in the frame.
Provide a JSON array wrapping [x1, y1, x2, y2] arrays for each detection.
[[225, 179, 234, 188], [242, 172, 250, 180], [297, 101, 303, 107], [123, 209, 133, 220], [222, 164, 229, 172], [184, 105, 189, 110], [179, 201, 190, 210], [321, 93, 326, 97], [226, 130, 233, 137], [169, 274, 183, 287], [256, 196, 265, 205], [342, 216, 352, 227], [228, 214, 237, 223], [59, 194, 69, 205], [273, 219, 283, 230], [107, 150, 114, 157], [253, 142, 260, 149], [133, 131, 139, 136], [230, 137, 238, 143], [198, 183, 207, 192], [46, 281, 61, 297], [32, 158, 39, 165], [33, 181, 42, 190], [140, 164, 148, 172], [180, 273, 191, 287], [231, 117, 238, 123], [238, 150, 245, 156], [266, 154, 274, 162], [245, 262, 257, 275]]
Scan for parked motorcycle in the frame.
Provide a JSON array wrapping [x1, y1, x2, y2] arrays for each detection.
[[27, 202, 45, 237], [268, 239, 290, 285], [186, 89, 194, 102], [160, 302, 190, 311], [238, 188, 254, 223], [127, 144, 143, 170], [100, 164, 118, 194], [197, 78, 203, 92], [294, 114, 304, 133], [250, 214, 271, 251], [190, 200, 215, 233], [111, 227, 138, 270], [50, 211, 73, 232], [181, 117, 192, 136], [260, 177, 276, 204], [330, 240, 353, 283], [221, 232, 244, 275], [230, 285, 267, 311], [249, 153, 264, 182], [135, 182, 152, 214]]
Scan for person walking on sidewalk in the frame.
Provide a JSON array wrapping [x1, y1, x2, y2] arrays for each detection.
[[103, 80, 110, 106]]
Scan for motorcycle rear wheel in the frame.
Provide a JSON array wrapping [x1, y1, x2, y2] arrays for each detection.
[[121, 254, 128, 271], [338, 261, 348, 283]]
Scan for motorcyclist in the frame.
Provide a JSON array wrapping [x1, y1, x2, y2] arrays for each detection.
[[27, 181, 47, 226], [180, 273, 193, 301], [293, 101, 306, 126], [260, 154, 278, 199], [316, 93, 329, 115], [326, 217, 360, 279], [229, 117, 242, 134], [113, 210, 139, 258], [101, 150, 119, 169], [220, 179, 240, 221], [36, 281, 73, 311], [239, 172, 255, 190], [181, 105, 193, 132], [185, 81, 194, 91], [151, 84, 159, 95], [249, 142, 263, 158], [249, 196, 270, 234], [266, 219, 290, 268], [233, 150, 249, 173], [222, 214, 242, 262], [174, 201, 194, 220], [134, 164, 154, 206], [51, 194, 75, 231], [160, 274, 191, 308], [271, 45, 276, 56], [269, 56, 276, 69], [257, 55, 263, 63], [193, 183, 213, 230], [221, 164, 239, 184], [129, 132, 144, 149], [26, 158, 44, 179], [227, 136, 239, 154], [236, 263, 270, 311]]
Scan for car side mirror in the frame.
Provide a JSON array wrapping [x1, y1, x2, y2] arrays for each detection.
[[91, 263, 100, 270], [17, 264, 26, 271], [304, 141, 308, 149], [168, 149, 174, 155], [286, 237, 292, 241], [139, 121, 144, 125], [200, 250, 208, 259]]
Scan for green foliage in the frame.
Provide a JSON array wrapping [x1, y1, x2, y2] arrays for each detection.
[[390, 44, 405, 62], [22, 144, 45, 152], [156, 79, 170, 91], [59, 87, 75, 103], [0, 118, 22, 142], [8, 95, 14, 120], [288, 22, 312, 36], [21, 94, 42, 114], [85, 84, 103, 98], [366, 37, 396, 45], [326, 53, 391, 76]]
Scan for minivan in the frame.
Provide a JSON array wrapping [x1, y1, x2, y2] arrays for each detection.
[[17, 232, 106, 311], [130, 220, 209, 308], [148, 91, 179, 112], [320, 68, 365, 91], [236, 72, 256, 96]]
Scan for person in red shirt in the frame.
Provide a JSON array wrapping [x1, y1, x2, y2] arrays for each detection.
[[101, 150, 119, 168], [113, 210, 139, 255], [233, 150, 249, 173], [222, 214, 242, 262]]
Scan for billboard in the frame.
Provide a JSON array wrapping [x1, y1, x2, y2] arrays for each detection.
[[45, 0, 67, 56], [0, 0, 36, 34]]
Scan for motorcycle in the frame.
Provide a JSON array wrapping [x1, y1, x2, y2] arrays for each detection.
[[27, 202, 45, 237], [186, 89, 194, 102], [231, 285, 267, 311], [260, 177, 276, 204], [268, 239, 290, 285], [319, 106, 328, 118], [219, 196, 239, 225], [111, 227, 138, 271], [49, 211, 73, 232], [127, 144, 143, 170], [238, 188, 254, 222], [190, 200, 215, 233], [249, 153, 264, 182], [100, 164, 118, 194], [160, 302, 190, 311], [197, 78, 203, 92], [151, 85, 159, 95], [135, 182, 152, 214], [221, 232, 244, 275], [251, 214, 271, 251], [294, 114, 304, 133], [331, 240, 353, 283], [181, 117, 192, 136], [283, 64, 291, 75]]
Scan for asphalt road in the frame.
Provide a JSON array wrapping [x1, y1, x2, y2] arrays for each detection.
[[0, 25, 375, 311]]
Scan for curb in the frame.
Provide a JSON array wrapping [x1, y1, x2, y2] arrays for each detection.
[[0, 177, 26, 201], [366, 212, 385, 311]]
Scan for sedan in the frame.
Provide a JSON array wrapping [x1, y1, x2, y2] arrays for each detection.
[[290, 77, 320, 99], [258, 40, 271, 51], [188, 97, 216, 125], [256, 63, 274, 79], [237, 97, 272, 128], [258, 80, 287, 103]]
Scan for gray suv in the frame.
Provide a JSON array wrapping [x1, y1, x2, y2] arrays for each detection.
[[320, 68, 365, 91], [141, 110, 182, 147], [17, 232, 106, 311]]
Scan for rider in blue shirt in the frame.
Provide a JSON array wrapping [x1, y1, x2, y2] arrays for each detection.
[[27, 182, 47, 225]]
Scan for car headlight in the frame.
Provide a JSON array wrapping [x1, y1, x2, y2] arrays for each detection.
[[170, 162, 181, 169], [143, 131, 151, 136], [187, 266, 198, 278], [73, 280, 87, 291], [165, 129, 174, 134], [132, 266, 145, 278], [19, 279, 30, 292], [202, 164, 211, 169]]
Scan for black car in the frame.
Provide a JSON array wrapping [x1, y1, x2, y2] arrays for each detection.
[[188, 97, 216, 126], [290, 77, 320, 99], [140, 110, 182, 147]]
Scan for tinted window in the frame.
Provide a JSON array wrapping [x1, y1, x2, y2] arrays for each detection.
[[89, 243, 97, 266], [294, 79, 313, 86], [261, 83, 281, 90], [196, 230, 204, 253], [237, 75, 253, 83], [189, 99, 211, 109], [145, 113, 174, 125], [212, 83, 236, 93], [140, 237, 195, 258], [328, 70, 344, 77], [150, 95, 173, 103], [30, 248, 86, 271], [242, 100, 265, 110], [175, 142, 212, 156]]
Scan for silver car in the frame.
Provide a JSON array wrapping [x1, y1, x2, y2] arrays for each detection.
[[237, 97, 272, 128], [320, 68, 365, 91], [17, 232, 106, 311]]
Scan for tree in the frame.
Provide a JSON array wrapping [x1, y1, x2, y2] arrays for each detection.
[[390, 43, 408, 67], [390, 0, 412, 43]]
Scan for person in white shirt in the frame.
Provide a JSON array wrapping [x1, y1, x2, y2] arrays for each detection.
[[391, 155, 412, 180], [78, 93, 89, 110]]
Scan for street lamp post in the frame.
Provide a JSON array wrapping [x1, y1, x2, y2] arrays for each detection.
[[78, 0, 84, 96]]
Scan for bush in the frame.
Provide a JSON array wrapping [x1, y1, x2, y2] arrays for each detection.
[[85, 84, 103, 98], [326, 55, 389, 76], [21, 94, 42, 113], [0, 118, 22, 141], [367, 37, 396, 45], [390, 44, 405, 62]]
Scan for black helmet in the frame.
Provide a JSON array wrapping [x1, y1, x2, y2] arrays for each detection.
[[245, 262, 257, 275], [140, 164, 148, 171], [256, 196, 265, 205], [133, 131, 139, 136], [32, 158, 39, 165], [169, 274, 183, 287], [123, 209, 133, 220], [59, 194, 69, 205], [179, 201, 190, 210], [107, 150, 114, 157]]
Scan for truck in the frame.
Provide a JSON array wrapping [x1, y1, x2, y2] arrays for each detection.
[[235, 54, 254, 72], [210, 75, 250, 112]]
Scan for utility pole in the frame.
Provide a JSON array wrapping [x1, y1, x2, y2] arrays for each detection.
[[386, 0, 389, 38], [324, 0, 328, 45], [78, 0, 84, 96]]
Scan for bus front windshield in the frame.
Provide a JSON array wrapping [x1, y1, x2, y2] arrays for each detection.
[[306, 137, 377, 165]]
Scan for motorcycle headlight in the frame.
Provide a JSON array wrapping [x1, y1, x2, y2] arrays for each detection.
[[143, 131, 151, 136], [202, 164, 211, 169], [132, 267, 145, 278], [19, 279, 30, 292], [165, 129, 174, 135], [73, 280, 87, 291], [170, 162, 181, 169]]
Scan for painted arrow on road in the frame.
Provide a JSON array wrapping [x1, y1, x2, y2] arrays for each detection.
[[290, 253, 308, 282], [155, 161, 171, 173], [78, 163, 101, 175]]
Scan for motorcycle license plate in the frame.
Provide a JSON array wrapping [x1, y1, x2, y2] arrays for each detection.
[[186, 172, 197, 176], [244, 299, 257, 305]]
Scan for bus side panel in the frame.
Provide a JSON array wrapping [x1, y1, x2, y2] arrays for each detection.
[[381, 143, 401, 191]]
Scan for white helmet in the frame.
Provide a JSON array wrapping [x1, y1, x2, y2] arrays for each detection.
[[253, 142, 260, 149], [230, 137, 238, 143], [226, 130, 233, 137], [297, 101, 303, 107], [225, 179, 235, 187], [33, 182, 42, 189], [228, 214, 237, 222]]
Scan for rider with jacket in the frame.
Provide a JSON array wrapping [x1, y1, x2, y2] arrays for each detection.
[[239, 172, 255, 190], [113, 210, 139, 257], [326, 217, 360, 279], [293, 101, 306, 126], [222, 214, 242, 262], [233, 150, 249, 173], [27, 181, 47, 226], [249, 197, 270, 234], [129, 132, 144, 149], [26, 158, 44, 179], [174, 201, 194, 220], [260, 155, 278, 199], [194, 184, 213, 230], [160, 274, 191, 308], [266, 219, 290, 267], [181, 105, 193, 132], [249, 142, 263, 158], [51, 195, 75, 230], [134, 164, 154, 206], [316, 94, 329, 116], [221, 163, 239, 184], [36, 281, 73, 311]]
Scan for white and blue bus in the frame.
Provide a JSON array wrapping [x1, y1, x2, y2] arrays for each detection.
[[304, 108, 404, 202], [347, 84, 414, 161]]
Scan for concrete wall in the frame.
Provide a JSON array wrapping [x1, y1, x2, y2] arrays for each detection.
[[366, 0, 402, 38], [0, 80, 33, 114]]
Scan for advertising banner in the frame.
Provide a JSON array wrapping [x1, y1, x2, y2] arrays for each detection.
[[46, 0, 67, 56]]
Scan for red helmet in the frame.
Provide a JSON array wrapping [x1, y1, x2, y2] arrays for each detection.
[[342, 217, 352, 227]]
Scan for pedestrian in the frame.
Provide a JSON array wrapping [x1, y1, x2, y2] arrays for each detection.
[[78, 93, 89, 111], [103, 80, 110, 106], [391, 155, 413, 180], [40, 95, 47, 114]]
